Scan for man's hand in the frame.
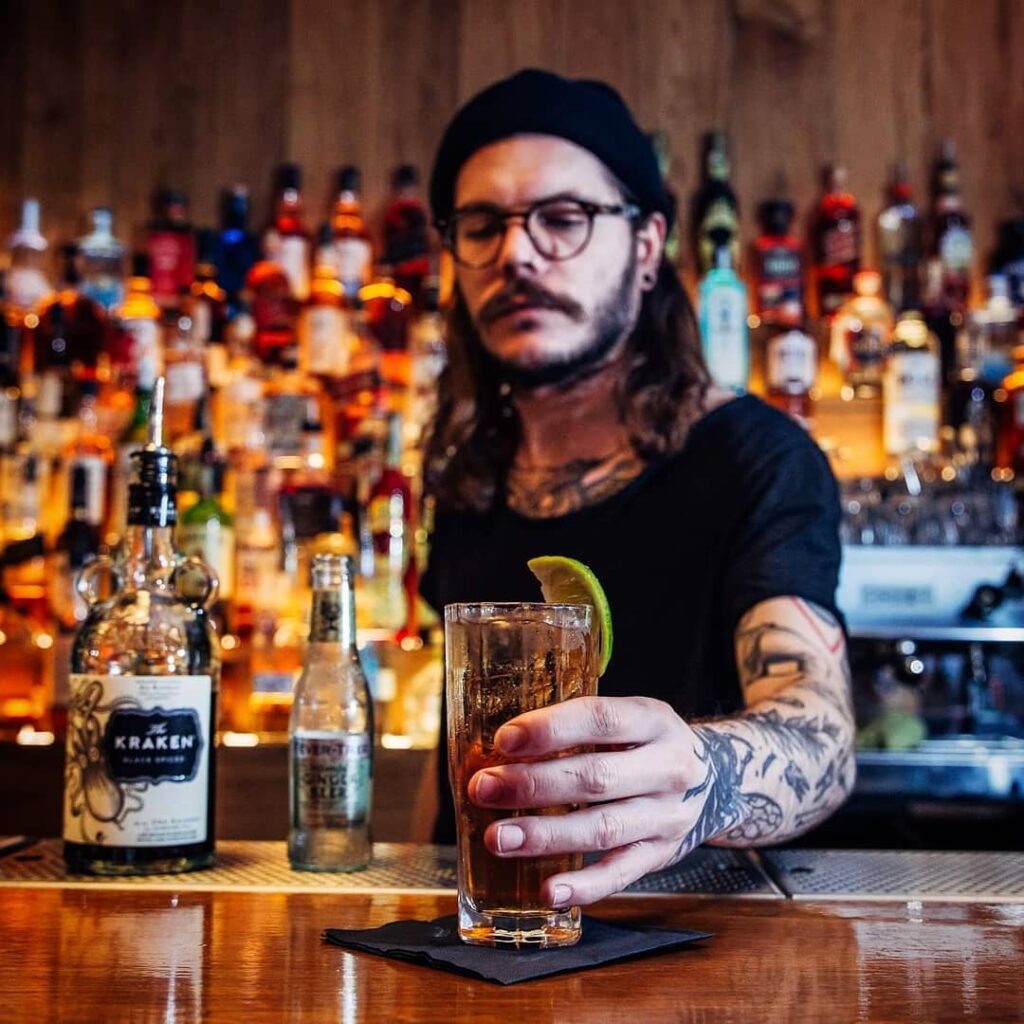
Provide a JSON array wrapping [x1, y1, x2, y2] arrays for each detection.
[[468, 695, 717, 907]]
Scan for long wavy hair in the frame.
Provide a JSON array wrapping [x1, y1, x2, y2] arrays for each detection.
[[422, 256, 711, 513]]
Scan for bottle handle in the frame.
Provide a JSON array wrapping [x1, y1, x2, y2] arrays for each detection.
[[75, 556, 122, 607], [171, 555, 220, 610]]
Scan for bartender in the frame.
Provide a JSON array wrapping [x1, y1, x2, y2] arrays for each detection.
[[421, 69, 854, 907]]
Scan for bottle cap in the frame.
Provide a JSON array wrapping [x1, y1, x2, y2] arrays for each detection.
[[276, 163, 302, 192], [131, 251, 151, 278], [392, 164, 419, 189], [337, 165, 361, 193], [757, 199, 794, 234], [9, 198, 47, 251]]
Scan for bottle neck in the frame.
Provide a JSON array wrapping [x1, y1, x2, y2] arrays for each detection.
[[122, 524, 177, 585], [308, 575, 357, 650]]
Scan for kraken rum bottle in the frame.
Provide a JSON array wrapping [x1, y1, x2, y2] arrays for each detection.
[[289, 553, 373, 871], [63, 379, 220, 875]]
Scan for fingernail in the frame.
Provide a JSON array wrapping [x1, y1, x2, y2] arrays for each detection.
[[495, 823, 524, 853], [497, 724, 526, 753], [474, 772, 502, 802], [551, 884, 573, 907]]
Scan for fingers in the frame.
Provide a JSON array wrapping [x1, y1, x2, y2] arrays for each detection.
[[494, 696, 672, 757], [545, 842, 667, 907], [484, 797, 672, 859], [470, 745, 691, 809]]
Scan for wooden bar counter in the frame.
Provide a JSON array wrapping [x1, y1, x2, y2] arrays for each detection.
[[2, 842, 1023, 1022]]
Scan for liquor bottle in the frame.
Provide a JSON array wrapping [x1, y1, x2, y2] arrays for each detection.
[[116, 254, 162, 389], [246, 259, 298, 366], [289, 552, 373, 871], [752, 199, 803, 327], [929, 138, 973, 314], [48, 463, 102, 716], [263, 342, 321, 465], [361, 265, 413, 375], [330, 165, 374, 290], [63, 379, 219, 875], [78, 207, 125, 313], [1, 451, 48, 623], [813, 163, 861, 319], [217, 185, 259, 315], [765, 327, 818, 427], [5, 198, 50, 317], [829, 270, 893, 398], [883, 311, 941, 457], [32, 245, 107, 392], [179, 438, 235, 609], [163, 313, 206, 444], [366, 412, 412, 632], [382, 164, 430, 307], [300, 262, 347, 378], [0, 274, 22, 454], [108, 358, 155, 547], [64, 379, 113, 531], [947, 318, 997, 474], [147, 189, 196, 309], [698, 229, 749, 393], [231, 465, 279, 637], [877, 163, 922, 314], [405, 276, 447, 451], [991, 213, 1024, 310], [265, 163, 311, 302], [996, 346, 1024, 473], [691, 131, 740, 279], [189, 230, 229, 389], [964, 275, 1019, 388]]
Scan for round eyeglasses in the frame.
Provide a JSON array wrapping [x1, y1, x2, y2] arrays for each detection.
[[438, 197, 642, 269]]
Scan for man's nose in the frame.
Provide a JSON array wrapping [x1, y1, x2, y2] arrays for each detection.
[[495, 219, 544, 276]]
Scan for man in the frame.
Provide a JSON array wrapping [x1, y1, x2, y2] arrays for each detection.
[[421, 69, 854, 907]]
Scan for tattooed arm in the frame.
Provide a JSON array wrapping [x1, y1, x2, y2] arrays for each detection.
[[465, 595, 854, 906], [683, 596, 855, 854]]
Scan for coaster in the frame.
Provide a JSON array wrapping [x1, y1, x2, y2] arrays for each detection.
[[323, 914, 711, 985]]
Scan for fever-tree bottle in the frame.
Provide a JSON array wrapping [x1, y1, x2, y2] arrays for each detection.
[[63, 379, 220, 875], [289, 553, 373, 871]]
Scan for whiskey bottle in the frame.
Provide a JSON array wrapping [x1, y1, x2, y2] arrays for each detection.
[[63, 378, 220, 875], [289, 552, 373, 871], [813, 163, 861, 319], [691, 131, 740, 279], [883, 312, 941, 458]]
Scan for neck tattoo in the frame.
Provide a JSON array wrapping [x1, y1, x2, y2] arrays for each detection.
[[506, 449, 646, 518]]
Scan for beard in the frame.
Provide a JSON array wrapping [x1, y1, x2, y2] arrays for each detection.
[[471, 250, 639, 391]]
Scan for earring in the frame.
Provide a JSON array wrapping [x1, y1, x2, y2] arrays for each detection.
[[642, 272, 655, 287]]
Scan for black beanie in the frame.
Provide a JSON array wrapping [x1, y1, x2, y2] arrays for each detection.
[[429, 68, 673, 232]]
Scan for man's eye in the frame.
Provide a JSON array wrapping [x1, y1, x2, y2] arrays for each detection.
[[536, 206, 588, 231], [459, 216, 501, 241]]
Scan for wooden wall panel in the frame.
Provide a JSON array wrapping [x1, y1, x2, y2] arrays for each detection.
[[1, 0, 1022, 285]]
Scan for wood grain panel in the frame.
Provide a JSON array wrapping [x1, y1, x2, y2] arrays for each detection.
[[0, 0, 1021, 291]]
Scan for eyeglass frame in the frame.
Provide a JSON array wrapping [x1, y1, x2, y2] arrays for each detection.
[[435, 194, 644, 269]]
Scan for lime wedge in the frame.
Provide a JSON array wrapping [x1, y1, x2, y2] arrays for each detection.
[[527, 556, 613, 675]]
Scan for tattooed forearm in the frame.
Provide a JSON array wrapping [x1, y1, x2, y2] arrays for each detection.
[[672, 597, 855, 859]]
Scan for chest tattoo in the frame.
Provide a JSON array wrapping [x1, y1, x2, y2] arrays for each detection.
[[506, 450, 646, 518]]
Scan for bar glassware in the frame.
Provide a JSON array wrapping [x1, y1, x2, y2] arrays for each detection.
[[445, 602, 598, 948]]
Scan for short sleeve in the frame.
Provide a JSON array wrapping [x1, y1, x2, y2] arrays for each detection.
[[722, 436, 844, 636]]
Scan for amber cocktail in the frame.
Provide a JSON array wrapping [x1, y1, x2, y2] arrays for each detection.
[[445, 602, 597, 948]]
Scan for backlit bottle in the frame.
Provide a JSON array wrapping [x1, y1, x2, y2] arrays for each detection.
[[698, 231, 749, 393], [78, 207, 125, 313], [63, 379, 220, 875], [266, 163, 311, 302], [877, 163, 922, 314], [813, 163, 861, 319], [830, 271, 893, 398], [289, 553, 373, 872], [929, 138, 973, 314], [752, 199, 803, 327], [330, 165, 373, 290], [883, 312, 941, 457]]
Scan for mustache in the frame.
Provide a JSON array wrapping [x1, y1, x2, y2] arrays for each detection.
[[478, 280, 584, 324]]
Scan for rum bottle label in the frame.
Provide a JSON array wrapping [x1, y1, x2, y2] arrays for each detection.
[[63, 674, 212, 847]]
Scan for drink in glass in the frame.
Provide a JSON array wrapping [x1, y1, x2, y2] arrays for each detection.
[[445, 602, 597, 947]]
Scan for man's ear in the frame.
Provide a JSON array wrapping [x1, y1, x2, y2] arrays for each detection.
[[636, 212, 667, 289]]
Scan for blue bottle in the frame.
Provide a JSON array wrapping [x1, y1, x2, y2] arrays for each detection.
[[699, 228, 749, 393]]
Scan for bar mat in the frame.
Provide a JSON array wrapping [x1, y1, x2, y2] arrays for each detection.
[[323, 914, 711, 985], [0, 839, 782, 896], [763, 849, 1024, 902]]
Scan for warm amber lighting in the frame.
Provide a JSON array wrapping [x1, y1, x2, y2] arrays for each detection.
[[35, 633, 54, 650], [747, 314, 761, 330], [400, 635, 423, 652], [221, 634, 239, 651], [221, 731, 260, 747], [940, 465, 957, 482], [23, 313, 39, 329], [16, 725, 55, 746], [840, 385, 855, 402], [381, 733, 413, 749]]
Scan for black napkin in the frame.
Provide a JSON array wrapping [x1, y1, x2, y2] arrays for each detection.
[[323, 915, 711, 985]]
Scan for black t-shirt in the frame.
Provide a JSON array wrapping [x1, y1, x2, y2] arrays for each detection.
[[420, 394, 843, 841]]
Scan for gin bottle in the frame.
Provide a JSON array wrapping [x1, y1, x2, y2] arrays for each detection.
[[63, 378, 220, 875], [289, 553, 373, 871]]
